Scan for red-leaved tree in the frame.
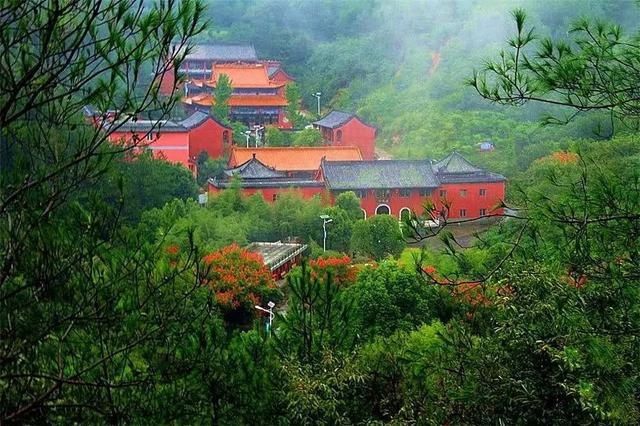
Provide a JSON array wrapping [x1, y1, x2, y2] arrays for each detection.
[[309, 255, 357, 286], [202, 244, 278, 324]]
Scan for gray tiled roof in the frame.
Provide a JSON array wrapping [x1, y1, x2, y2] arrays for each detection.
[[179, 111, 209, 129], [181, 44, 258, 62], [433, 152, 483, 173], [313, 111, 354, 129], [210, 177, 323, 189], [322, 160, 440, 190], [106, 112, 218, 133], [433, 152, 506, 183], [223, 157, 286, 179], [267, 64, 280, 77]]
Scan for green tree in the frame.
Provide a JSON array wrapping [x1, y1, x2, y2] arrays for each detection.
[[322, 206, 354, 253], [335, 191, 363, 221], [347, 261, 444, 340], [212, 73, 233, 124], [0, 0, 207, 422], [293, 128, 323, 147], [196, 155, 226, 186], [265, 126, 291, 147], [276, 263, 354, 362], [285, 82, 304, 128], [104, 152, 199, 223], [470, 9, 640, 128], [351, 215, 406, 260]]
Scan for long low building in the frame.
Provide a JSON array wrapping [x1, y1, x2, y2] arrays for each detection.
[[246, 241, 308, 280], [209, 151, 506, 220]]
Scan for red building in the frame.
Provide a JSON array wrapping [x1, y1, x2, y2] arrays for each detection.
[[431, 152, 506, 220], [158, 44, 259, 95], [209, 151, 506, 221], [246, 241, 308, 280], [209, 155, 326, 201], [182, 62, 294, 129], [321, 153, 505, 220], [107, 111, 232, 175], [228, 146, 363, 178], [313, 111, 377, 160]]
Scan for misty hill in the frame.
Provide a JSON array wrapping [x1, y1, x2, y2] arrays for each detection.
[[199, 0, 640, 176]]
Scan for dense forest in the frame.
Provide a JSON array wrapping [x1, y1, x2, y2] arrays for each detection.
[[2, 0, 640, 423]]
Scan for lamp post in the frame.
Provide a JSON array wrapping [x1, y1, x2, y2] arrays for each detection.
[[320, 214, 333, 252], [253, 125, 264, 147], [312, 92, 321, 116], [244, 130, 251, 148], [255, 301, 276, 335]]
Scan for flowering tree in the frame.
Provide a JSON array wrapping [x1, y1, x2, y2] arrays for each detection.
[[202, 244, 278, 323], [309, 255, 357, 286]]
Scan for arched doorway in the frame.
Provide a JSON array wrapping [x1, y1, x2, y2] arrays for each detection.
[[360, 208, 367, 220], [375, 204, 391, 215], [399, 207, 411, 221]]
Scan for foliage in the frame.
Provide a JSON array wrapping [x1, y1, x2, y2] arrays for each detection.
[[265, 126, 292, 147], [347, 261, 445, 340], [292, 128, 323, 147], [0, 0, 206, 422], [280, 350, 366, 425], [321, 206, 354, 253], [276, 263, 354, 363], [196, 156, 227, 186], [103, 152, 199, 222], [471, 9, 640, 128], [334, 191, 363, 221], [350, 215, 406, 260], [285, 82, 304, 128], [202, 244, 279, 324], [309, 255, 357, 287], [211, 73, 233, 124]]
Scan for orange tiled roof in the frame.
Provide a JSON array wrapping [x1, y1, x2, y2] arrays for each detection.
[[211, 63, 285, 88], [183, 94, 288, 107], [229, 146, 363, 172]]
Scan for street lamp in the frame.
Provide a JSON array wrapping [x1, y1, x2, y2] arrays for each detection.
[[253, 125, 264, 147], [244, 130, 251, 148], [255, 301, 276, 335], [312, 92, 322, 116], [320, 214, 333, 252]]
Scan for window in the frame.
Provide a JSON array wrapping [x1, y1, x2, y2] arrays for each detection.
[[399, 188, 411, 197], [459, 209, 467, 217], [146, 132, 153, 141], [459, 189, 467, 198], [439, 189, 447, 198], [375, 189, 390, 201], [223, 130, 229, 144], [419, 188, 432, 197], [272, 194, 278, 202], [336, 130, 342, 142], [480, 208, 487, 216], [479, 188, 487, 196]]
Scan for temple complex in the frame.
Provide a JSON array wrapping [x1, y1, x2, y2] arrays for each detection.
[[209, 151, 506, 220]]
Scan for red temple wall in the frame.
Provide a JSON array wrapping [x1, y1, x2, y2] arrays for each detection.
[[326, 118, 376, 160], [208, 181, 506, 221], [350, 189, 435, 219], [438, 182, 505, 220], [188, 118, 232, 160], [108, 131, 191, 167]]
